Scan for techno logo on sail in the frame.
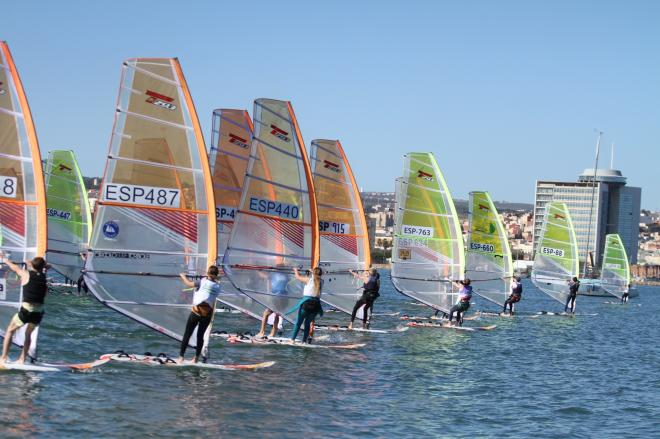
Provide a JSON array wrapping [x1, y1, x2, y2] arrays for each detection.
[[323, 160, 341, 174], [270, 124, 290, 142], [145, 90, 177, 111], [417, 170, 434, 181], [57, 162, 73, 174], [228, 133, 249, 149]]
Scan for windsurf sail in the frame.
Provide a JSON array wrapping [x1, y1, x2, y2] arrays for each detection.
[[465, 191, 513, 307], [84, 58, 216, 346], [600, 233, 630, 299], [44, 150, 92, 282], [223, 99, 318, 323], [391, 152, 464, 314], [531, 202, 579, 306], [209, 109, 266, 320], [0, 42, 48, 357], [311, 139, 370, 314]]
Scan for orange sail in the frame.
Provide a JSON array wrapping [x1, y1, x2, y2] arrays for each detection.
[[223, 99, 318, 322], [209, 109, 268, 320], [0, 42, 47, 357], [311, 140, 370, 314], [85, 58, 216, 345]]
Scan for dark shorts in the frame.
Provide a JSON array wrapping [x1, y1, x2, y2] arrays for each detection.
[[302, 298, 322, 314], [456, 301, 470, 313], [17, 307, 44, 325]]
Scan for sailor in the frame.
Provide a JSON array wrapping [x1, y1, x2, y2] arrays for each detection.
[[177, 266, 221, 364], [621, 284, 631, 303], [565, 277, 580, 313], [503, 276, 523, 315], [447, 279, 472, 326], [290, 267, 324, 343], [0, 251, 49, 364], [256, 264, 289, 338], [348, 268, 380, 330]]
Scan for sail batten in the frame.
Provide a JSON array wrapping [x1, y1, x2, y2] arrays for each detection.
[[208, 108, 268, 321], [531, 202, 579, 307], [223, 99, 318, 322], [465, 191, 513, 307], [85, 58, 215, 346], [0, 42, 47, 357], [310, 140, 369, 315], [391, 153, 464, 314], [600, 234, 630, 299], [45, 150, 92, 282]]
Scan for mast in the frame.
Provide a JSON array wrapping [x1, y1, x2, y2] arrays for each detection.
[[583, 131, 602, 278]]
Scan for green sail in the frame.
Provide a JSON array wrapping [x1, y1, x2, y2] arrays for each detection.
[[531, 202, 579, 306], [600, 234, 630, 299], [45, 150, 92, 281], [391, 152, 464, 314], [466, 191, 513, 307]]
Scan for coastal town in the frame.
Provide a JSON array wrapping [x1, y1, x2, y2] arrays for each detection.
[[361, 191, 660, 282]]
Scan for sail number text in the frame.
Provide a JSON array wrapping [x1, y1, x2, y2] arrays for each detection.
[[402, 225, 433, 237], [541, 246, 564, 257], [470, 242, 495, 252], [47, 208, 71, 221], [0, 176, 17, 198], [319, 221, 350, 234], [216, 205, 236, 221], [249, 197, 299, 219], [103, 184, 180, 208]]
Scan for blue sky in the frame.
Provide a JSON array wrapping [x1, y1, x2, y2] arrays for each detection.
[[5, 0, 659, 208]]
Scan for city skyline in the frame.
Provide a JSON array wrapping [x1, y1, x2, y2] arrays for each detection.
[[4, 1, 659, 209]]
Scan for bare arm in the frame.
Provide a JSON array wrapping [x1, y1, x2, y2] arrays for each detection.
[[0, 251, 29, 284], [293, 267, 309, 283], [179, 273, 195, 288]]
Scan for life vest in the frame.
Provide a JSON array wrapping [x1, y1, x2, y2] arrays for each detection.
[[22, 271, 47, 304], [459, 285, 473, 302], [363, 273, 380, 294]]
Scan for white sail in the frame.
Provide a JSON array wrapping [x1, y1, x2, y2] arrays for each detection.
[[45, 150, 92, 282], [209, 109, 267, 321], [391, 153, 464, 314], [0, 42, 48, 358], [223, 99, 319, 323], [531, 202, 579, 306], [84, 58, 216, 347], [466, 191, 513, 307], [311, 140, 370, 314], [600, 234, 630, 299]]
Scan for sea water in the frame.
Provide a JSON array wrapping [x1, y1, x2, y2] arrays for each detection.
[[0, 275, 658, 438]]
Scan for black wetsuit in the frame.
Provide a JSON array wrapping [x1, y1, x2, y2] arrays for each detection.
[[503, 282, 522, 314], [565, 280, 579, 313], [77, 274, 88, 295], [449, 286, 472, 325], [350, 273, 380, 327], [18, 271, 48, 325]]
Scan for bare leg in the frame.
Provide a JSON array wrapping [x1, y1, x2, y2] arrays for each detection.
[[257, 309, 272, 337], [1, 321, 21, 363], [268, 314, 280, 337], [18, 324, 36, 364]]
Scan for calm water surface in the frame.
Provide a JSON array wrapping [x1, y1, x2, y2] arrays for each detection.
[[0, 275, 658, 438]]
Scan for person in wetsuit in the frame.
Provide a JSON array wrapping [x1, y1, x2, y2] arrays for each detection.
[[348, 268, 380, 330], [0, 252, 48, 364], [290, 267, 323, 344], [256, 265, 289, 338], [621, 284, 631, 303], [177, 266, 221, 363], [503, 276, 523, 315], [447, 279, 472, 326], [565, 277, 579, 313]]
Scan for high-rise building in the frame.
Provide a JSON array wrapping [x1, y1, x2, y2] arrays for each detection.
[[533, 168, 641, 273]]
